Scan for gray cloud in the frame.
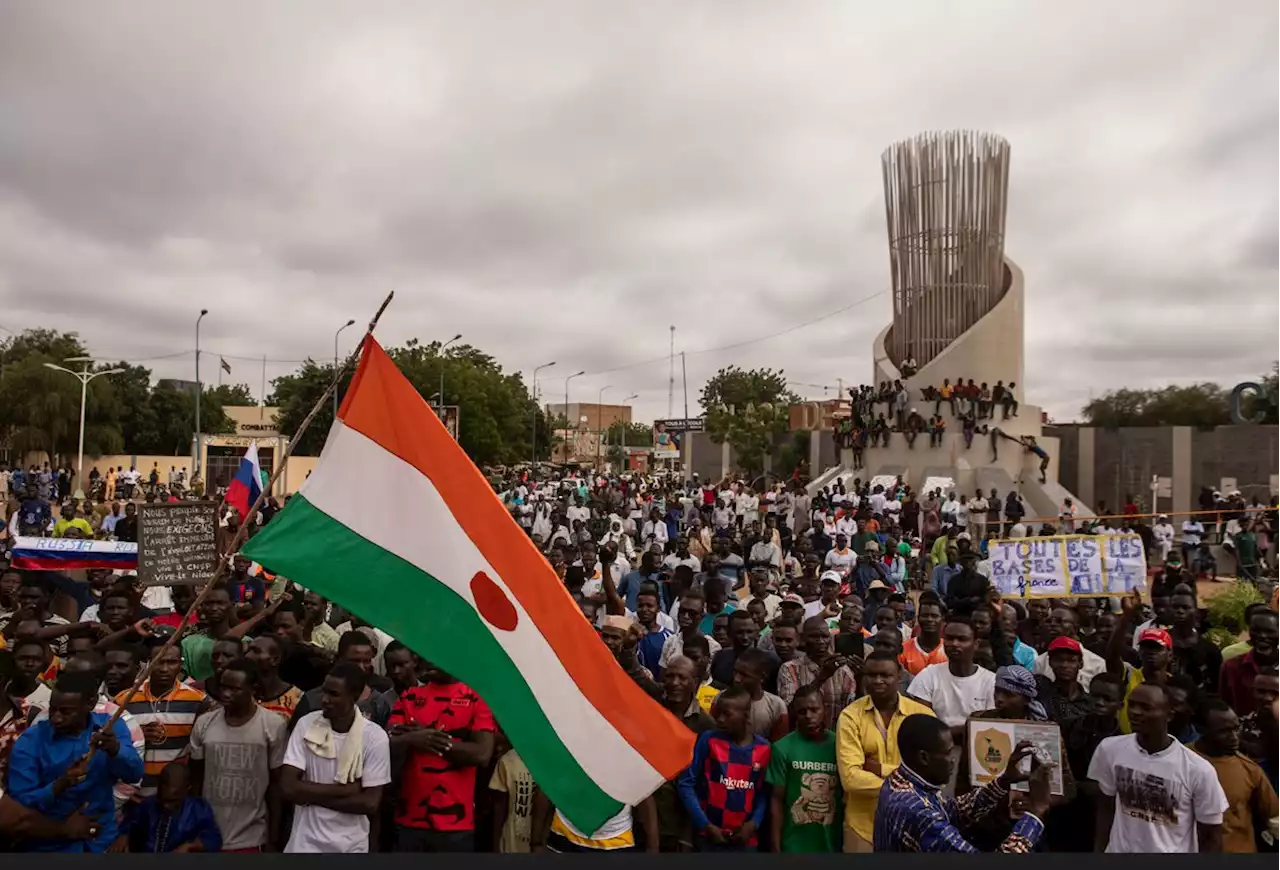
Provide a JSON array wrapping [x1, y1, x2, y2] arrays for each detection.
[[0, 0, 1275, 424]]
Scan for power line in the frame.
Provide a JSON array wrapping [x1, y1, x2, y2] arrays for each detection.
[[573, 287, 887, 378]]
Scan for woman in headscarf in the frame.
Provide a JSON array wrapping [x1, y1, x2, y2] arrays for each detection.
[[956, 665, 1075, 849]]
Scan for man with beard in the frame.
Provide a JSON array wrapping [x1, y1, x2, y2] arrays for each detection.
[[777, 617, 857, 730], [653, 656, 716, 851]]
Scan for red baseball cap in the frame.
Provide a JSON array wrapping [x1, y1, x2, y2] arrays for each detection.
[[1137, 627, 1173, 649], [1047, 636, 1082, 655]]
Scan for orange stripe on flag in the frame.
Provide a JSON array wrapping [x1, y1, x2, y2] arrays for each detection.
[[339, 337, 693, 778]]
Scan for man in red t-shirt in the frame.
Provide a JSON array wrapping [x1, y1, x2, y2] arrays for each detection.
[[387, 661, 497, 852]]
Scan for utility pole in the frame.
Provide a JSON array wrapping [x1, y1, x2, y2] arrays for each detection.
[[681, 352, 689, 420], [667, 325, 675, 419], [43, 358, 124, 499], [596, 385, 612, 470], [194, 309, 208, 476], [621, 393, 639, 471], [531, 362, 556, 468]]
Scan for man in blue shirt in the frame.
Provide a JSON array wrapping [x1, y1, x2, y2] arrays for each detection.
[[7, 672, 144, 852], [618, 551, 664, 613], [634, 589, 673, 676], [873, 714, 1050, 852]]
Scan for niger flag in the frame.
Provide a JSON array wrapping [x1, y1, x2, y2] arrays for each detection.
[[242, 336, 693, 832]]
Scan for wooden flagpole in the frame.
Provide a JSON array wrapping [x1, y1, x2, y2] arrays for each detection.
[[90, 291, 395, 747]]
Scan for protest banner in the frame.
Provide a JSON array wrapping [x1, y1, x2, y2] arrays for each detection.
[[11, 536, 137, 572], [137, 501, 219, 587], [987, 533, 1147, 598]]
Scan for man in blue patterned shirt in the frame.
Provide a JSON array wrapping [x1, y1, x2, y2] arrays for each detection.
[[873, 713, 1051, 852]]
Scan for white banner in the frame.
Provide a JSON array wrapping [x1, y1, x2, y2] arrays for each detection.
[[988, 533, 1147, 598]]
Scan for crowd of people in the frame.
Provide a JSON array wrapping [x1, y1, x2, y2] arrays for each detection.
[[832, 379, 1038, 473], [0, 465, 1276, 854]]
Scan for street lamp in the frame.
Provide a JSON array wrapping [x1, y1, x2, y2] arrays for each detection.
[[531, 361, 556, 468], [620, 393, 639, 469], [334, 318, 356, 419], [438, 333, 462, 416], [563, 371, 585, 463], [44, 357, 124, 499], [195, 309, 208, 476], [595, 385, 612, 469]]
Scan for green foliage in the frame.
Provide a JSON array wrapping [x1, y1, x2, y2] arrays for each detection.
[[701, 366, 798, 475], [777, 429, 811, 478], [604, 419, 653, 447], [270, 338, 548, 465], [1206, 582, 1264, 645], [1082, 384, 1230, 427], [0, 330, 236, 462], [208, 383, 257, 406]]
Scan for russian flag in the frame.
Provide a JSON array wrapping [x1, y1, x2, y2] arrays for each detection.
[[224, 441, 264, 519]]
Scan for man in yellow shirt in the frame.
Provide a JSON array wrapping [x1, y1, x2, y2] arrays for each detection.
[[52, 503, 94, 538], [835, 650, 934, 852]]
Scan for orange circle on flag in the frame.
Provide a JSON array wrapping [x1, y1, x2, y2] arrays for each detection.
[[471, 571, 519, 632]]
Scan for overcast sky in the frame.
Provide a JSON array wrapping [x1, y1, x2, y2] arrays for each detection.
[[1, 1, 1275, 424]]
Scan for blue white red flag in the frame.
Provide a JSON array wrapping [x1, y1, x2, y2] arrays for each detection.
[[224, 441, 263, 519], [11, 537, 138, 571]]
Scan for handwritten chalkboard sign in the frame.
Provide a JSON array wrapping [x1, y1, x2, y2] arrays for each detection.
[[138, 501, 219, 587]]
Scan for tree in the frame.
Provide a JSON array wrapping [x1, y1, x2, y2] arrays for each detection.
[[0, 331, 123, 461], [270, 338, 548, 465], [208, 383, 257, 406], [604, 419, 654, 449], [1082, 384, 1229, 427], [700, 366, 798, 475], [110, 363, 161, 453]]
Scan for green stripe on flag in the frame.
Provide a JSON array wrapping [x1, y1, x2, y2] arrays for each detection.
[[242, 494, 624, 832]]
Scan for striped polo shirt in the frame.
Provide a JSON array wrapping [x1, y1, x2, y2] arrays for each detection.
[[115, 679, 206, 795]]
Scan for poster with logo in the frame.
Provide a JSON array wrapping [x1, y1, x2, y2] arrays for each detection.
[[653, 417, 703, 459], [968, 719, 1064, 795], [436, 405, 459, 440]]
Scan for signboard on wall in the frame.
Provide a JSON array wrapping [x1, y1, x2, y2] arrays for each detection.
[[653, 418, 702, 458], [436, 405, 459, 440]]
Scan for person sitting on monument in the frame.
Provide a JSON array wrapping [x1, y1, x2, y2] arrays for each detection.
[[928, 414, 946, 448], [904, 409, 926, 448], [1002, 383, 1019, 419]]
